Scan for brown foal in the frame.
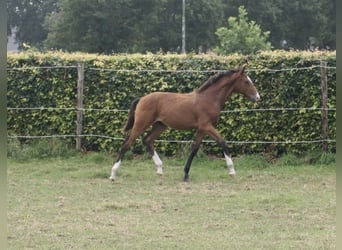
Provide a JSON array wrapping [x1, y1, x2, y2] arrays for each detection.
[[109, 66, 260, 181]]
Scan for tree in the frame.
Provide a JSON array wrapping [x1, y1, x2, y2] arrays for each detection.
[[275, 0, 336, 49], [45, 0, 181, 53], [215, 6, 271, 55], [44, 0, 225, 53], [7, 0, 58, 49], [9, 0, 335, 53], [45, 0, 138, 53], [221, 0, 335, 50], [186, 0, 225, 53]]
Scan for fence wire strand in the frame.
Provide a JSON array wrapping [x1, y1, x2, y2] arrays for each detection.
[[7, 107, 336, 112], [7, 65, 336, 73], [7, 64, 336, 146], [7, 134, 336, 145]]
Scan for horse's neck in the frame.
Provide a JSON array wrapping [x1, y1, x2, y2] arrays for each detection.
[[197, 80, 235, 110]]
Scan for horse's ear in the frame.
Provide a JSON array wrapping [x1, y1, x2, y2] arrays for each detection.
[[238, 65, 245, 75]]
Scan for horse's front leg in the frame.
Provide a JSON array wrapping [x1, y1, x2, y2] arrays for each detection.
[[223, 147, 236, 177], [205, 126, 236, 177], [183, 132, 204, 181]]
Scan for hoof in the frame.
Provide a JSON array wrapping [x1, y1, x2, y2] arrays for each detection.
[[183, 175, 189, 182], [109, 177, 115, 182], [156, 169, 163, 176], [229, 168, 236, 177]]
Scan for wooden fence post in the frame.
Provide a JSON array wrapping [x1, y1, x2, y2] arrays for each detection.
[[320, 61, 328, 152], [76, 63, 84, 151]]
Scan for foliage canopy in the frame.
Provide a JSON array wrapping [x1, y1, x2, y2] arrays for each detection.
[[7, 0, 336, 53], [215, 6, 272, 55]]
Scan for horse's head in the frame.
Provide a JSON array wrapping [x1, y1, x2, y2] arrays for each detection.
[[233, 66, 260, 102]]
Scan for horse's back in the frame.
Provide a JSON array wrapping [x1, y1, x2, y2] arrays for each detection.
[[136, 92, 198, 129], [148, 91, 195, 107]]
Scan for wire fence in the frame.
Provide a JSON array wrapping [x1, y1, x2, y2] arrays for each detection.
[[7, 64, 336, 149], [7, 134, 335, 145], [7, 65, 336, 72]]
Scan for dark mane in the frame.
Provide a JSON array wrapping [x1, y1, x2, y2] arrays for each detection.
[[197, 70, 238, 93]]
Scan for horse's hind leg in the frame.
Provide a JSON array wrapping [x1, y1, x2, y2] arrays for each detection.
[[109, 127, 147, 181], [109, 139, 129, 181], [183, 131, 204, 181], [143, 122, 167, 176]]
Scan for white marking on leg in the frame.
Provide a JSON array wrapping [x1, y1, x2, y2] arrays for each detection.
[[224, 153, 236, 176], [109, 160, 121, 181], [152, 151, 163, 176]]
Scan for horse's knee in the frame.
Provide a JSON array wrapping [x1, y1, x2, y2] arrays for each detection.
[[217, 139, 229, 153], [142, 137, 150, 146], [143, 138, 154, 154]]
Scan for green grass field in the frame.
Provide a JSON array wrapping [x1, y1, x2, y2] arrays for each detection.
[[7, 153, 335, 249]]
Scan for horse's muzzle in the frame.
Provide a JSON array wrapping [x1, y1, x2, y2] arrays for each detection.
[[251, 92, 260, 102]]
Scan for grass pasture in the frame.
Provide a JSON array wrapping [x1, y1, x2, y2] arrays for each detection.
[[8, 153, 335, 249]]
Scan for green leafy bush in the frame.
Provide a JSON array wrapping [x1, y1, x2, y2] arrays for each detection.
[[215, 6, 272, 55], [7, 51, 336, 156]]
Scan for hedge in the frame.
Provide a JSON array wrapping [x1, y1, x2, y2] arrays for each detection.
[[7, 50, 336, 156]]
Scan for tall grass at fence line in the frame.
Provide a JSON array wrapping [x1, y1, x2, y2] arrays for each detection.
[[7, 137, 335, 166], [7, 138, 77, 161]]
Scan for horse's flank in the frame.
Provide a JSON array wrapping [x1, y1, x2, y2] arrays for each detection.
[[134, 92, 199, 130]]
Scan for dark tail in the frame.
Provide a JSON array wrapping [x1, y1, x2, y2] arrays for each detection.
[[121, 97, 141, 134]]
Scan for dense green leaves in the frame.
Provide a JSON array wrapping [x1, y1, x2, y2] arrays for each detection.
[[7, 51, 336, 156], [215, 6, 272, 55], [8, 0, 335, 52], [44, 0, 225, 53], [7, 0, 59, 49]]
